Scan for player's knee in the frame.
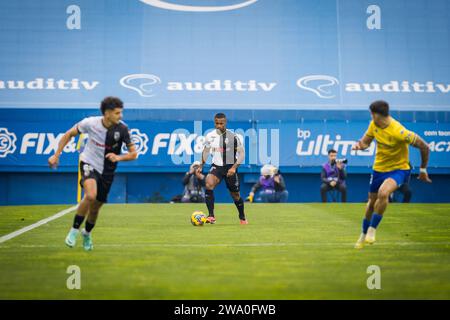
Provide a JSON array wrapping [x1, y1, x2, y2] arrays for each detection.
[[85, 192, 97, 202], [230, 192, 240, 201], [205, 182, 215, 190], [377, 190, 390, 201]]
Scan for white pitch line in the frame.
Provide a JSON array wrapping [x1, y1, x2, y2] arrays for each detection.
[[1, 241, 450, 249], [0, 205, 78, 244]]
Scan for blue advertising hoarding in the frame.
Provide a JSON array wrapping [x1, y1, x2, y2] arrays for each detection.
[[0, 0, 449, 110], [1, 116, 449, 171]]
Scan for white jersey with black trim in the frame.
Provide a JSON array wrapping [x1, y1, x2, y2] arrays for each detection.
[[204, 129, 243, 166], [77, 116, 131, 175]]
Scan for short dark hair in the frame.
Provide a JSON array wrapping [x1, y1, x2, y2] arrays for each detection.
[[369, 100, 389, 117], [214, 113, 226, 119], [101, 96, 123, 115], [328, 149, 337, 155]]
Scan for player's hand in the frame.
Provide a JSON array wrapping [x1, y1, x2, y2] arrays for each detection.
[[352, 141, 363, 151], [330, 180, 337, 187], [105, 153, 120, 163], [418, 171, 432, 183], [227, 167, 236, 177], [48, 154, 59, 169], [336, 161, 343, 170]]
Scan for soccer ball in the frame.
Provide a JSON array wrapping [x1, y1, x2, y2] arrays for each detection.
[[191, 211, 207, 226]]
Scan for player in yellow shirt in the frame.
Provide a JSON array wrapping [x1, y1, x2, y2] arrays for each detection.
[[352, 100, 432, 248]]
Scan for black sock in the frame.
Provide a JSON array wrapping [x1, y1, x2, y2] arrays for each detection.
[[85, 221, 95, 233], [72, 215, 85, 229], [234, 198, 246, 220], [205, 189, 215, 217]]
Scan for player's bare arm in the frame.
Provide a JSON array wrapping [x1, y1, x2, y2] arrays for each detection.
[[105, 143, 137, 163], [227, 145, 245, 177], [48, 126, 79, 168], [197, 145, 210, 174], [412, 135, 432, 183], [352, 134, 374, 151]]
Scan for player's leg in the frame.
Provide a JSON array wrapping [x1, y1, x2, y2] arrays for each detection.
[[373, 178, 398, 214], [400, 183, 412, 203], [355, 192, 377, 249], [225, 173, 247, 224], [86, 200, 103, 228], [80, 175, 112, 250], [355, 169, 382, 249], [65, 178, 97, 248], [81, 200, 103, 251], [230, 191, 247, 224], [205, 173, 220, 223], [365, 192, 377, 221], [366, 178, 398, 244]]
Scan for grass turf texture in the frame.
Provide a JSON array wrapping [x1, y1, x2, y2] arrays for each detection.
[[0, 203, 449, 299]]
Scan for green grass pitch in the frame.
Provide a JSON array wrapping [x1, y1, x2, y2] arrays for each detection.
[[0, 203, 449, 299]]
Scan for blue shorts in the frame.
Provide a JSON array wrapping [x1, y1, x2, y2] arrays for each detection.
[[369, 169, 411, 193]]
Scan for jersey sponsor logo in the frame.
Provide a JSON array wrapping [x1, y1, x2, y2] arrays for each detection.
[[91, 139, 106, 148], [121, 128, 149, 156], [211, 147, 225, 153], [114, 131, 120, 141], [0, 128, 17, 158], [139, 0, 258, 12]]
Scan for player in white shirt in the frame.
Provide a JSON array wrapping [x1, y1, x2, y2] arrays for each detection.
[[197, 113, 248, 224], [48, 97, 137, 250]]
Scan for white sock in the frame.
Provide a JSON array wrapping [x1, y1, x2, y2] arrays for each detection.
[[81, 228, 90, 236], [71, 227, 80, 233]]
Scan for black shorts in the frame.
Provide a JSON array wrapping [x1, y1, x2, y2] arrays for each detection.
[[208, 164, 240, 192], [79, 161, 114, 203]]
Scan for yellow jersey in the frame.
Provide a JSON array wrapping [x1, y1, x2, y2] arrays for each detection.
[[365, 117, 417, 172]]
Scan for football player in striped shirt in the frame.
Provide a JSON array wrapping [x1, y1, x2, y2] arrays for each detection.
[[48, 97, 137, 250], [197, 113, 248, 224]]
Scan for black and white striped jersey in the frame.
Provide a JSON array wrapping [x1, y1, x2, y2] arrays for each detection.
[[204, 129, 243, 166], [76, 116, 132, 175]]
